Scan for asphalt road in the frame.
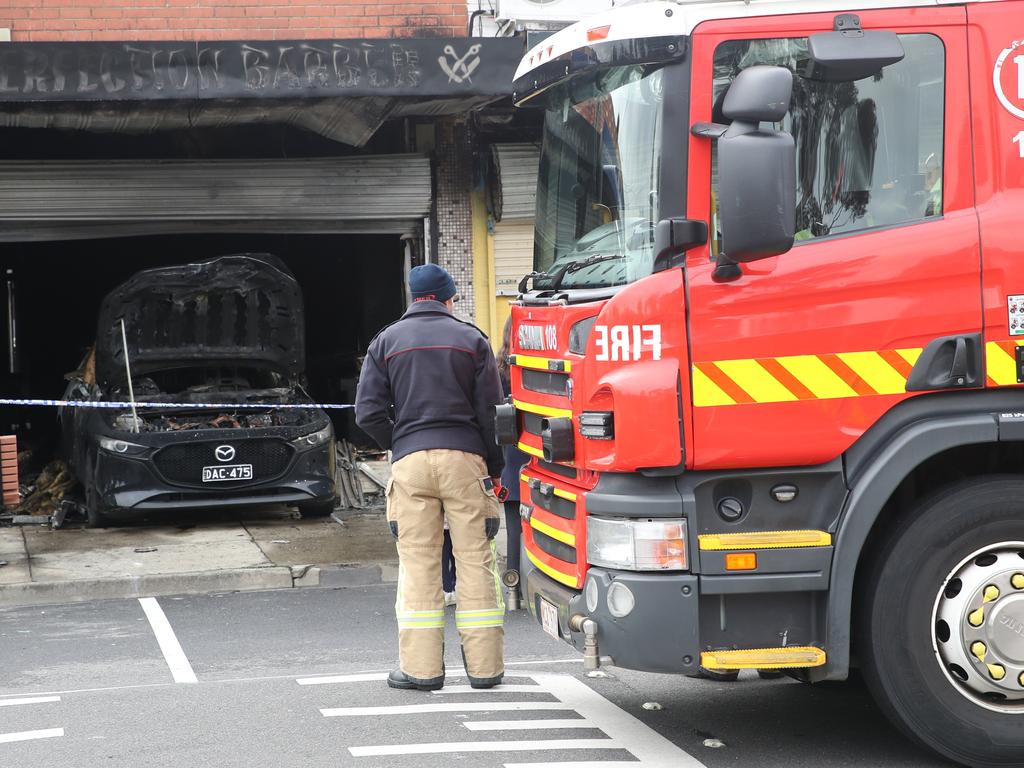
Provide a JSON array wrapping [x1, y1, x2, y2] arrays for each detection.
[[0, 585, 950, 767]]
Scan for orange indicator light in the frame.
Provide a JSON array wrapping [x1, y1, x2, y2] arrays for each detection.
[[725, 552, 757, 571], [587, 25, 611, 42]]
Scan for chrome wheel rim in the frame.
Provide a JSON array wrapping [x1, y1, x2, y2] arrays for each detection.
[[932, 542, 1024, 713]]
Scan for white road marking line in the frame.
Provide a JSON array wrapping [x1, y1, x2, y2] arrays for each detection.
[[297, 673, 388, 686], [527, 673, 707, 768], [504, 763, 644, 768], [432, 685, 544, 695], [322, 702, 575, 717], [463, 719, 597, 731], [138, 597, 197, 685], [0, 728, 64, 744], [296, 659, 581, 686], [0, 696, 60, 707], [348, 738, 623, 756]]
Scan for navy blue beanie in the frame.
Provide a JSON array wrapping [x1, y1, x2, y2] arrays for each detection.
[[409, 264, 456, 303]]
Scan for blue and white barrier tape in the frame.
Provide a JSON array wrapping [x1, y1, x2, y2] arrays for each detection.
[[0, 398, 354, 410]]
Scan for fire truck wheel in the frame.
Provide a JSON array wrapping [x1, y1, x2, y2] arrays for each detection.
[[859, 476, 1024, 767], [686, 667, 739, 682]]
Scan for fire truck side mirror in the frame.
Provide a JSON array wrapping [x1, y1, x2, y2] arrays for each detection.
[[805, 16, 905, 83], [716, 66, 796, 267]]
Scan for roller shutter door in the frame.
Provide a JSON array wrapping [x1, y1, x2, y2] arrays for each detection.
[[0, 154, 432, 241], [494, 220, 534, 297]]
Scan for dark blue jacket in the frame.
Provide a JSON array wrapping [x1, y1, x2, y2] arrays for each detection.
[[355, 301, 504, 477]]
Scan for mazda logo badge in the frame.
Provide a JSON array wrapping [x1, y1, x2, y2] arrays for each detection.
[[215, 445, 236, 462]]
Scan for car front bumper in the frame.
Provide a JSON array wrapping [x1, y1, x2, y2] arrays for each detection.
[[92, 443, 335, 513]]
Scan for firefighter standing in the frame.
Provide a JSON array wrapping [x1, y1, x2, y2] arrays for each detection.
[[355, 264, 506, 691]]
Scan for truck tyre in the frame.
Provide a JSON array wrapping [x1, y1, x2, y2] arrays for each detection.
[[859, 476, 1024, 767]]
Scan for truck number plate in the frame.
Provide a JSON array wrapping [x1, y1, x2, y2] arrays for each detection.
[[202, 464, 253, 482], [539, 597, 560, 639]]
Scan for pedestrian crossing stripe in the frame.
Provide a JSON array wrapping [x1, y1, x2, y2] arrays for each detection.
[[692, 346, 922, 407]]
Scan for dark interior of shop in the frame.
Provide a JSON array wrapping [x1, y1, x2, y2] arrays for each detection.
[[0, 232, 407, 463]]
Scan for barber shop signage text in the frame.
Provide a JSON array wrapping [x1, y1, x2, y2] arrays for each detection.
[[0, 39, 521, 101]]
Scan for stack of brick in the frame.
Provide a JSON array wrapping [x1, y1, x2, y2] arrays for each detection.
[[0, 1, 472, 43], [1, 435, 19, 508]]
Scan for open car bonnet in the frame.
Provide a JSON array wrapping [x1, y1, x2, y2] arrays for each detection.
[[95, 254, 305, 386]]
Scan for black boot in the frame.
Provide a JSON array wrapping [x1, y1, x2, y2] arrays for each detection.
[[387, 668, 445, 691], [468, 673, 503, 690]]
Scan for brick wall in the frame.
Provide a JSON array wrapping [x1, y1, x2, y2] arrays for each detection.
[[1, 2, 471, 42]]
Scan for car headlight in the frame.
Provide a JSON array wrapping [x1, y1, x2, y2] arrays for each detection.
[[292, 425, 333, 448], [98, 436, 148, 456], [586, 517, 688, 571]]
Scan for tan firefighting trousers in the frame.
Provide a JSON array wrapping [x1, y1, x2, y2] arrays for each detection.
[[388, 448, 505, 683]]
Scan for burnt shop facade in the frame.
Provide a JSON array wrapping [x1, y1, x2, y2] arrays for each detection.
[[0, 37, 525, 454]]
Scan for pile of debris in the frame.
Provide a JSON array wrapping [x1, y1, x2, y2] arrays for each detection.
[[8, 460, 77, 520], [335, 440, 389, 512]]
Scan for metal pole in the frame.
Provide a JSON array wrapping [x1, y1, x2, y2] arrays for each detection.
[[120, 319, 140, 434]]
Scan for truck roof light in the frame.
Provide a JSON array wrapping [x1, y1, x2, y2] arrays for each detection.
[[587, 25, 611, 42]]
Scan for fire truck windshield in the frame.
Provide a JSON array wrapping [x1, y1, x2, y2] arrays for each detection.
[[533, 64, 664, 290]]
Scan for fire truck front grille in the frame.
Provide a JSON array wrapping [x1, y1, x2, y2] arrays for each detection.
[[536, 459, 577, 480], [522, 412, 543, 436], [521, 369, 570, 397], [532, 528, 577, 564], [530, 488, 575, 520]]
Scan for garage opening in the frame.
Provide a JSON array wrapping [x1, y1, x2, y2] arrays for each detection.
[[0, 123, 431, 522]]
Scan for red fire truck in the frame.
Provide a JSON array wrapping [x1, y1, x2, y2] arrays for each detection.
[[501, 1, 1024, 764]]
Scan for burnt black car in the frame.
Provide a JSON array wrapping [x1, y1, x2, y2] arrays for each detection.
[[61, 254, 336, 526]]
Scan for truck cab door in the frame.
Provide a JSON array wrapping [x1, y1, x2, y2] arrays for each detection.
[[684, 8, 978, 470]]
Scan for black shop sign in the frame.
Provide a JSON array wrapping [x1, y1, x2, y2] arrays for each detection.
[[0, 38, 523, 101]]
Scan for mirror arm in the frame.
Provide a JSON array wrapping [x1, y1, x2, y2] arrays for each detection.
[[690, 122, 729, 139], [712, 253, 742, 282]]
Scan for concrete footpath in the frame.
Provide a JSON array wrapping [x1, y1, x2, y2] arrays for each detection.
[[0, 508, 400, 608]]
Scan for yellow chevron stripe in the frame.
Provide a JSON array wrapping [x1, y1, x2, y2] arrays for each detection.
[[530, 516, 576, 546], [692, 365, 736, 407], [514, 399, 572, 419], [527, 549, 579, 588], [896, 347, 923, 367], [715, 358, 796, 403], [776, 354, 856, 399], [986, 342, 1018, 386], [834, 350, 907, 395]]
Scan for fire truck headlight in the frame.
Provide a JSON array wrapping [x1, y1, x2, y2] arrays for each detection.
[[579, 411, 614, 440], [586, 517, 688, 571], [584, 576, 599, 613], [606, 582, 636, 618]]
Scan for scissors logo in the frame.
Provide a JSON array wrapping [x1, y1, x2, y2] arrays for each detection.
[[439, 44, 482, 84]]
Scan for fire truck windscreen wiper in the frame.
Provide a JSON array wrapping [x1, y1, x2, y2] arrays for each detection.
[[548, 253, 627, 292]]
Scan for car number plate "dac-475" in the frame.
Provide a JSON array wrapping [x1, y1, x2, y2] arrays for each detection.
[[202, 464, 253, 482]]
